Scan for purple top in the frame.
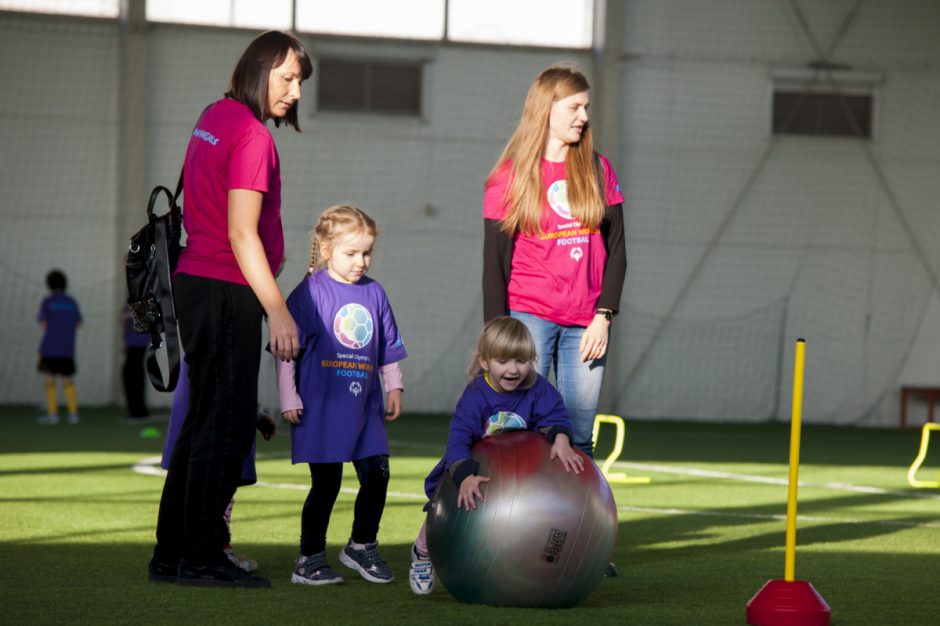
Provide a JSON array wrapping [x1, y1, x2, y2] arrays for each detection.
[[38, 292, 82, 358], [123, 308, 150, 348], [423, 374, 572, 499], [286, 270, 407, 463], [160, 359, 258, 485]]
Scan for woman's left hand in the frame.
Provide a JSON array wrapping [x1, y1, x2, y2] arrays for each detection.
[[579, 314, 610, 362]]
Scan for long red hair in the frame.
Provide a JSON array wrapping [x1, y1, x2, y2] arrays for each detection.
[[487, 65, 605, 236]]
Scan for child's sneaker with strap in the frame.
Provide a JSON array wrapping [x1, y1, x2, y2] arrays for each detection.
[[408, 543, 434, 595], [291, 552, 343, 586], [339, 539, 395, 583], [225, 546, 258, 573]]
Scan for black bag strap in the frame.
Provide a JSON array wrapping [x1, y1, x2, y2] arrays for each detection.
[[143, 186, 181, 392], [170, 103, 210, 206], [143, 104, 211, 391], [174, 168, 183, 205]]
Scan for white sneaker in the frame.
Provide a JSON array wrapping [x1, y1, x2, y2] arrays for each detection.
[[408, 544, 434, 595], [67, 413, 80, 425], [225, 547, 258, 573], [37, 414, 59, 425]]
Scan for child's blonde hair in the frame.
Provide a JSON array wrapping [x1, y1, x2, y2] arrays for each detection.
[[468, 316, 538, 388], [308, 204, 377, 275]]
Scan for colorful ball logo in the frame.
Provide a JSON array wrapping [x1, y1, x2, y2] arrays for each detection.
[[484, 411, 527, 437], [546, 180, 572, 219], [333, 303, 374, 349]]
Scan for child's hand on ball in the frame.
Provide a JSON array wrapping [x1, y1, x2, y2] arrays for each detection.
[[550, 434, 584, 474], [457, 474, 490, 511]]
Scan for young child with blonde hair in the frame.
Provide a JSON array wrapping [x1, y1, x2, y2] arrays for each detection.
[[408, 316, 583, 595], [277, 204, 407, 586]]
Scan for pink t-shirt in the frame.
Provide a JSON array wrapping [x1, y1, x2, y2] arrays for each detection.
[[176, 98, 284, 285], [483, 154, 624, 327]]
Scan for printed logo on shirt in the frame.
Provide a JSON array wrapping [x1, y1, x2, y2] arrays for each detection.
[[483, 411, 527, 438], [546, 180, 572, 219], [349, 381, 362, 396], [192, 128, 220, 146], [570, 247, 583, 262], [333, 303, 374, 349], [321, 353, 373, 379]]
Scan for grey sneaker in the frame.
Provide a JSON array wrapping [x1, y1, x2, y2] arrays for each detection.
[[291, 552, 343, 586], [225, 547, 258, 573], [339, 540, 394, 584], [37, 414, 59, 425], [408, 544, 434, 595]]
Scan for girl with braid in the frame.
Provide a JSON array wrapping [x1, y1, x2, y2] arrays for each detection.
[[276, 204, 407, 586]]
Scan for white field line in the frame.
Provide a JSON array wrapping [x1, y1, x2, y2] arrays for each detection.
[[616, 461, 940, 501], [132, 455, 424, 500], [133, 453, 940, 528], [617, 505, 940, 529]]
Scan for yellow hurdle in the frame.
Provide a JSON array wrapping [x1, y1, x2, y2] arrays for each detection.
[[592, 413, 651, 484], [907, 423, 940, 488]]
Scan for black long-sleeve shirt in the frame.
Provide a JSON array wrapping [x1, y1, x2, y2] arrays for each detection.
[[482, 202, 627, 323]]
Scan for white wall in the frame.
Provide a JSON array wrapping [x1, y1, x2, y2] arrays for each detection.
[[1, 2, 938, 427], [613, 0, 940, 425]]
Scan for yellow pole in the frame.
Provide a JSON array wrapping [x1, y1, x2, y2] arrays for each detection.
[[784, 339, 806, 582]]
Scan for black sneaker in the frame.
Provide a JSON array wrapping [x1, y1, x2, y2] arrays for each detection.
[[177, 559, 271, 588], [291, 552, 343, 586], [604, 561, 620, 577], [148, 556, 180, 583], [339, 539, 394, 584]]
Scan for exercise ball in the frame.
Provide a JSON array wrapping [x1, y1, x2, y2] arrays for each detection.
[[426, 430, 618, 608]]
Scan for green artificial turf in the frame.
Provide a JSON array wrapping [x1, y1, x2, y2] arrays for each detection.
[[1, 406, 937, 624]]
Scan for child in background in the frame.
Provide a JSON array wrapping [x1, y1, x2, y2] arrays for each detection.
[[161, 358, 276, 572], [408, 316, 584, 596], [120, 305, 150, 421], [277, 205, 407, 586], [37, 269, 82, 425]]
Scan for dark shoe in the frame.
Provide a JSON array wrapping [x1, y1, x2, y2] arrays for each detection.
[[291, 552, 343, 586], [339, 539, 394, 584], [148, 556, 180, 583], [177, 559, 271, 588], [604, 561, 619, 577]]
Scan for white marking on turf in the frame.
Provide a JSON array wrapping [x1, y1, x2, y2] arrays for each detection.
[[618, 504, 940, 529], [134, 451, 940, 525], [614, 461, 940, 501], [132, 456, 424, 500]]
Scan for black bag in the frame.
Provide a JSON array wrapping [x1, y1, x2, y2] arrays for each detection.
[[126, 178, 183, 392]]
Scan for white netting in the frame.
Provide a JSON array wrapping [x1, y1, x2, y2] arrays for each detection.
[[1, 3, 939, 426]]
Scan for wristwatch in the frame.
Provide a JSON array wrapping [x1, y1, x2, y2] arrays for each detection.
[[597, 309, 613, 322]]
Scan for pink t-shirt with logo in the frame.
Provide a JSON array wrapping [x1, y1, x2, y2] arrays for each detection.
[[483, 154, 624, 327], [176, 98, 284, 285]]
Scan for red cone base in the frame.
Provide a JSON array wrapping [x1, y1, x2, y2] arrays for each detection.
[[746, 579, 831, 626]]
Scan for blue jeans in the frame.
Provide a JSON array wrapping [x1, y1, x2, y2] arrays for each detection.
[[510, 310, 606, 457]]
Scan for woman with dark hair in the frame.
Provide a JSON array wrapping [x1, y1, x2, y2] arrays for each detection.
[[149, 30, 313, 588]]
